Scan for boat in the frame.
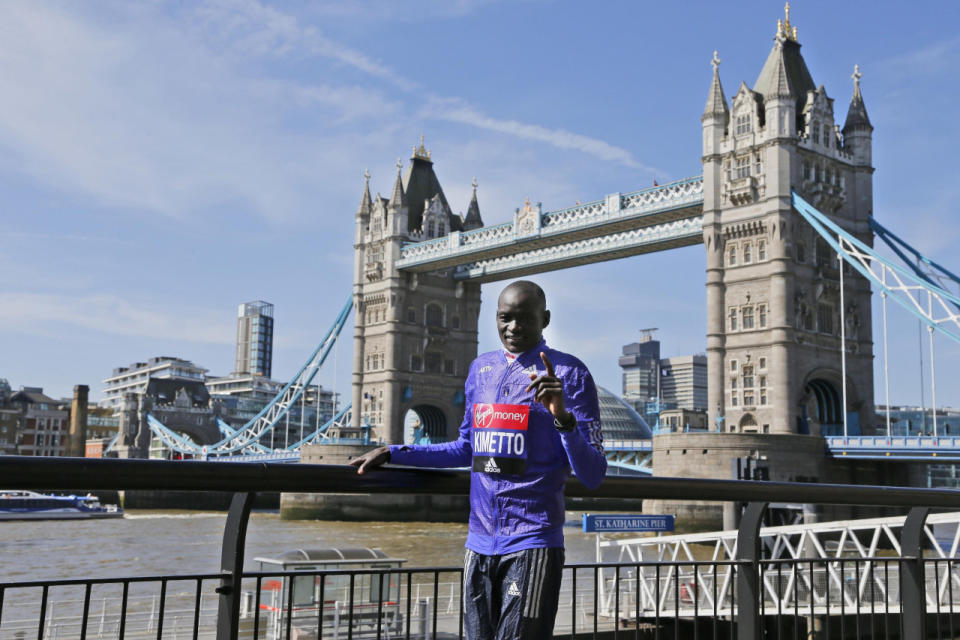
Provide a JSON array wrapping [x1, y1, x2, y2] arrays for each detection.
[[0, 490, 123, 520]]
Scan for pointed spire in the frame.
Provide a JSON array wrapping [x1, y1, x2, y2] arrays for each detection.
[[776, 2, 798, 43], [389, 159, 406, 208], [356, 168, 372, 216], [843, 64, 872, 133], [412, 134, 432, 161], [703, 50, 729, 119], [463, 177, 484, 230]]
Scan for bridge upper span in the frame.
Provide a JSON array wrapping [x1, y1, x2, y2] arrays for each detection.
[[395, 176, 704, 282]]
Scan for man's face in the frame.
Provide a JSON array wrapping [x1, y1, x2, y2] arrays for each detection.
[[496, 286, 549, 354]]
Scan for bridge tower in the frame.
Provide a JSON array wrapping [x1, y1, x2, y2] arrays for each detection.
[[351, 139, 483, 443], [701, 8, 875, 439]]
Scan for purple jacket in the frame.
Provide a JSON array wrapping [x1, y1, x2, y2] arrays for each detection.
[[390, 340, 606, 555]]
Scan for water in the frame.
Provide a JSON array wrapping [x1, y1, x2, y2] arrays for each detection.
[[0, 510, 607, 584], [0, 510, 611, 638]]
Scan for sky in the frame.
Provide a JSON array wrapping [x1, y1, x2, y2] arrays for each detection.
[[2, 0, 959, 412]]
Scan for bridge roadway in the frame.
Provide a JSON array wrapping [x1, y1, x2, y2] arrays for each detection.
[[395, 176, 704, 282]]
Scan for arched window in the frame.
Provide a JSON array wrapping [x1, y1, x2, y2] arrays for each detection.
[[425, 304, 443, 328]]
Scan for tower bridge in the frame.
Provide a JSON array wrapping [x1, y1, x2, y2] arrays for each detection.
[[138, 6, 960, 523]]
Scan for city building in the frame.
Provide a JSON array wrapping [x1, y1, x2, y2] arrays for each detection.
[[7, 387, 69, 456], [596, 386, 652, 440], [660, 407, 709, 432], [659, 355, 708, 411], [874, 405, 960, 437], [101, 357, 207, 410], [619, 338, 660, 414], [235, 301, 274, 378], [0, 379, 18, 454]]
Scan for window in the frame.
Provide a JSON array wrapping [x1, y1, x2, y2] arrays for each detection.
[[816, 238, 831, 270], [759, 376, 768, 405], [735, 114, 752, 136], [803, 160, 811, 181], [728, 243, 737, 265], [818, 304, 834, 334], [742, 365, 755, 390], [410, 355, 422, 371], [743, 243, 752, 263], [425, 352, 442, 373], [731, 377, 738, 390], [758, 240, 766, 261], [730, 359, 738, 372], [731, 394, 739, 407], [743, 392, 755, 406], [823, 125, 831, 147], [451, 316, 461, 329], [742, 306, 754, 329], [796, 243, 806, 263], [406, 308, 416, 323], [758, 305, 767, 328], [729, 308, 738, 331], [812, 121, 820, 144], [444, 359, 455, 375], [735, 156, 750, 179], [754, 154, 762, 176], [425, 304, 443, 328]]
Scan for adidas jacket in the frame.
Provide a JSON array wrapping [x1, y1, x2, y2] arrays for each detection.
[[389, 339, 606, 555]]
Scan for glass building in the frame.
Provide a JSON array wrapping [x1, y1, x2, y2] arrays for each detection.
[[596, 385, 653, 440], [235, 301, 274, 378]]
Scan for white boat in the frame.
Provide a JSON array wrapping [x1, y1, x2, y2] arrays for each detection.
[[0, 490, 123, 520]]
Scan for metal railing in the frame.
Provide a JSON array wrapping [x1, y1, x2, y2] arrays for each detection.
[[2, 455, 960, 639]]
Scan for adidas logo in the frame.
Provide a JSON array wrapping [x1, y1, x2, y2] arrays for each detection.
[[484, 458, 501, 473], [507, 581, 521, 597]]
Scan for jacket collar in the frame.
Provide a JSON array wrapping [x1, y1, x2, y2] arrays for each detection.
[[502, 338, 547, 368]]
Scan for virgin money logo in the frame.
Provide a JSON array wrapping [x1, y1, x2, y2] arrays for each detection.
[[473, 403, 529, 430], [475, 403, 495, 428]]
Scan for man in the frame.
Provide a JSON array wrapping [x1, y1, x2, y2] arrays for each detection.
[[350, 280, 606, 639]]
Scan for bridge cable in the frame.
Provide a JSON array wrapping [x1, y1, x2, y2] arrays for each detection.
[[881, 270, 892, 438], [838, 249, 849, 439], [928, 291, 938, 437]]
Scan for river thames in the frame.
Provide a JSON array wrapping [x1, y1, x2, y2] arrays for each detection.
[[0, 509, 608, 583]]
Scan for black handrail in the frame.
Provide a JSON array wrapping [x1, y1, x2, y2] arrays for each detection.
[[3, 454, 960, 640], [3, 455, 960, 508]]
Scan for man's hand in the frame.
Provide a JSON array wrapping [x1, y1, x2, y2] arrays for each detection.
[[525, 352, 574, 428], [349, 446, 391, 475]]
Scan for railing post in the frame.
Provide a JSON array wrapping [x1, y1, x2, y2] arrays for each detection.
[[901, 506, 930, 638], [216, 491, 256, 640], [735, 501, 767, 640]]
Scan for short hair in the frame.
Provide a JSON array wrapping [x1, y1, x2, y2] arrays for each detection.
[[501, 280, 546, 307]]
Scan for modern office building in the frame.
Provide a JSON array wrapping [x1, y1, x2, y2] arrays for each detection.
[[619, 338, 661, 413], [235, 301, 274, 378], [100, 357, 208, 410], [660, 355, 708, 411]]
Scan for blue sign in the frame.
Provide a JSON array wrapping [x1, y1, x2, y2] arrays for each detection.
[[582, 514, 675, 533]]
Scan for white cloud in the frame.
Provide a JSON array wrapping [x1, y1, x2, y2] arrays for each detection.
[[192, 0, 417, 91], [419, 97, 662, 173], [0, 3, 399, 222], [0, 292, 232, 344]]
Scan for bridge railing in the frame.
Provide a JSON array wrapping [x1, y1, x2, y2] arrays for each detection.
[[2, 456, 960, 639]]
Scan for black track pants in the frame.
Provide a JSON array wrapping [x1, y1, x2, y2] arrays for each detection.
[[462, 547, 565, 640]]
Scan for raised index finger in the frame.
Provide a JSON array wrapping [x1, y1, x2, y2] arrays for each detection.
[[540, 351, 555, 377]]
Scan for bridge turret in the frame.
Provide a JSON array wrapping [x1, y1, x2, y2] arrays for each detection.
[[842, 65, 873, 167], [702, 50, 729, 157], [462, 178, 484, 231]]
